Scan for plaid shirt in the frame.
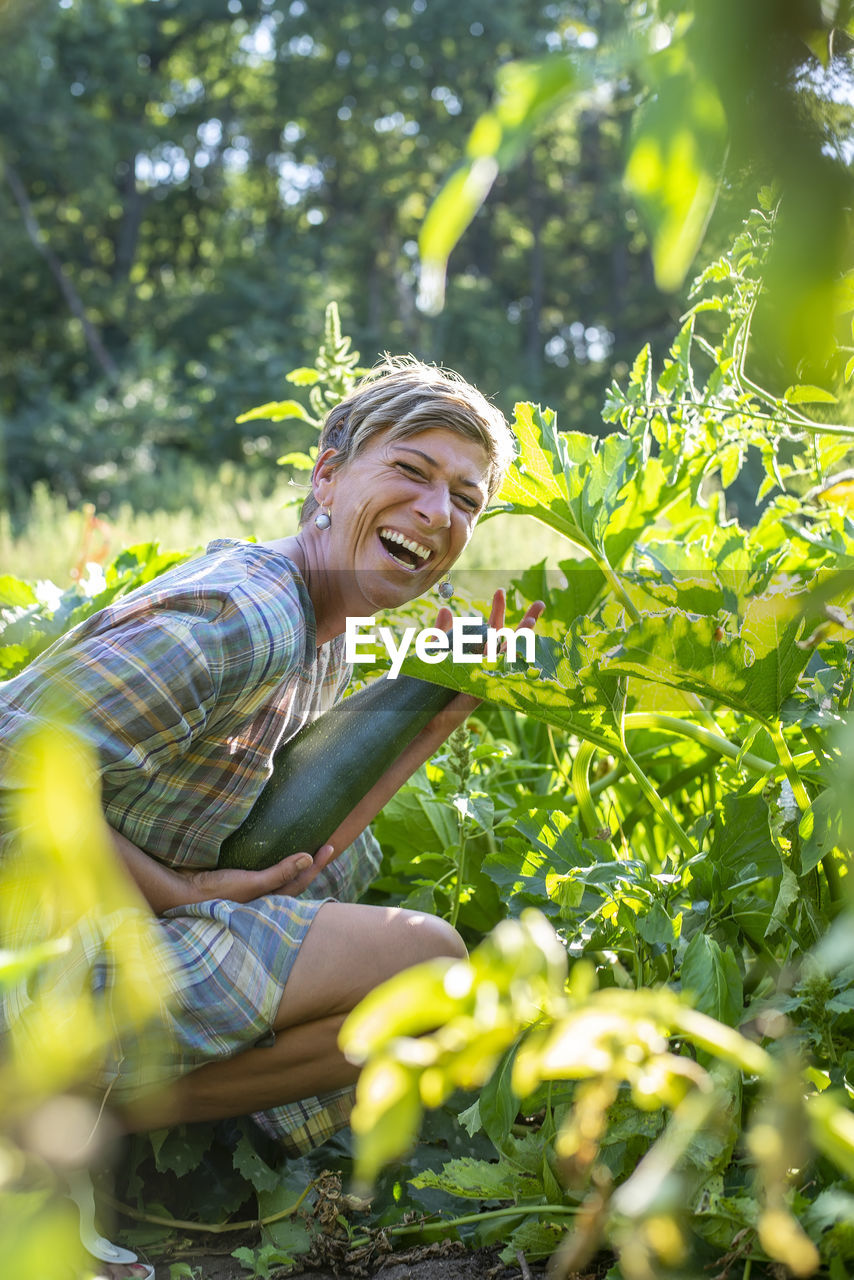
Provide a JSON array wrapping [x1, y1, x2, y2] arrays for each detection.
[[0, 540, 381, 1151], [0, 538, 379, 891]]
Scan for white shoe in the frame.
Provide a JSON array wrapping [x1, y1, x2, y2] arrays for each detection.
[[67, 1170, 155, 1279]]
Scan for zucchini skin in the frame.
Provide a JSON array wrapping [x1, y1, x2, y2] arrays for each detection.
[[218, 623, 488, 871]]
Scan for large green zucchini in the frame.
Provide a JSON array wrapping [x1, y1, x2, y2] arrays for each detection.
[[218, 623, 488, 871]]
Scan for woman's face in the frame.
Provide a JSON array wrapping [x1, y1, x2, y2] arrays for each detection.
[[313, 426, 490, 612]]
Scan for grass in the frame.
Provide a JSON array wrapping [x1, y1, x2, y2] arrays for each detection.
[[2, 463, 574, 587]]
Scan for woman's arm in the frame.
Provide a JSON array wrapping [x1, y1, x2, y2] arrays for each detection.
[[115, 592, 543, 908], [289, 591, 546, 895]]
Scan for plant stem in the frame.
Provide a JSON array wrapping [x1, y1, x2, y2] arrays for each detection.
[[624, 712, 814, 779], [571, 741, 599, 835], [639, 397, 854, 440], [107, 1189, 579, 1247], [533, 517, 642, 622], [449, 804, 468, 929], [770, 723, 844, 904], [621, 747, 696, 861], [682, 692, 723, 737], [769, 723, 811, 811], [621, 755, 716, 838], [802, 725, 832, 767], [588, 547, 642, 623], [346, 1203, 580, 1249], [102, 1183, 317, 1234]]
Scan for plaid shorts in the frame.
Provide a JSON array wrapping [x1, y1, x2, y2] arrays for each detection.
[[3, 852, 375, 1155]]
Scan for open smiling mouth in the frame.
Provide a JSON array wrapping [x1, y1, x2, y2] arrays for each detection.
[[377, 527, 434, 571]]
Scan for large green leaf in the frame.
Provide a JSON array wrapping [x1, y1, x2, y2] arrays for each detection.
[[603, 595, 809, 722], [680, 933, 744, 1028], [500, 403, 639, 559], [478, 1041, 522, 1149], [232, 1132, 280, 1194], [410, 1156, 540, 1201], [501, 404, 692, 583], [499, 1220, 567, 1264], [698, 792, 781, 908], [600, 455, 691, 571], [401, 630, 627, 752], [629, 524, 785, 616], [483, 818, 594, 921], [256, 1181, 313, 1257], [150, 1125, 214, 1177], [512, 558, 607, 633]]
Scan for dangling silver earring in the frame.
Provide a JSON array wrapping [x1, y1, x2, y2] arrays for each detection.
[[437, 575, 454, 600], [315, 507, 331, 530]]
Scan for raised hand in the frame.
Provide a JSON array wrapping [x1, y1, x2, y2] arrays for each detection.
[[433, 588, 545, 724]]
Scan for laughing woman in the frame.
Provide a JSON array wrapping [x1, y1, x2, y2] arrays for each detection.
[[0, 358, 543, 1278]]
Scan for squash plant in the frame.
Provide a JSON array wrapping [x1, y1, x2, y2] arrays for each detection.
[[2, 206, 853, 1278], [343, 198, 854, 1279]]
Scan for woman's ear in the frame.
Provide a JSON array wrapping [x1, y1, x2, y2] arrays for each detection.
[[311, 447, 339, 509]]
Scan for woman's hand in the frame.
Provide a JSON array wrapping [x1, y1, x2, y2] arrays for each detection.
[[433, 588, 545, 729], [170, 845, 337, 907], [112, 823, 338, 912]]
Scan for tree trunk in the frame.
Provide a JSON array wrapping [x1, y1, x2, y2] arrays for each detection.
[[3, 159, 119, 383], [113, 158, 147, 283], [525, 154, 544, 397]]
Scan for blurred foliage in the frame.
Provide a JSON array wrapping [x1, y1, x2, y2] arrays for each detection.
[[2, 0, 850, 524], [0, 720, 169, 1279], [420, 0, 854, 386]]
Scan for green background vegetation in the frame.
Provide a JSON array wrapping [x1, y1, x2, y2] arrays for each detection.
[[3, 2, 854, 1278], [1, 0, 679, 542]]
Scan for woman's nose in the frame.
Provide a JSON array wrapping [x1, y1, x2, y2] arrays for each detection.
[[415, 484, 451, 528]]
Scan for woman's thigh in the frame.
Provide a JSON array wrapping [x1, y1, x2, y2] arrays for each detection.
[[272, 901, 466, 1031]]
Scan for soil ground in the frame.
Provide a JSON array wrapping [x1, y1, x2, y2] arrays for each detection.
[[144, 1242, 554, 1279]]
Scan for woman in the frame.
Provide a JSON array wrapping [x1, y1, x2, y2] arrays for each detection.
[[0, 358, 543, 1278]]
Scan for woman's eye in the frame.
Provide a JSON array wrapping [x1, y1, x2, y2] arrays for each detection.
[[397, 462, 423, 478], [455, 493, 478, 512]]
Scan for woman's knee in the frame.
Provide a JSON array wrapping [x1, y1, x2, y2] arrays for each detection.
[[272, 902, 466, 1029], [389, 908, 467, 968]]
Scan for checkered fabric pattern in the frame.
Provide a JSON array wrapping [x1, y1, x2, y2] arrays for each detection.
[[0, 539, 382, 1151]]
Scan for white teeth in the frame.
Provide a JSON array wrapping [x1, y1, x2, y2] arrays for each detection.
[[386, 549, 412, 569], [379, 528, 432, 562]]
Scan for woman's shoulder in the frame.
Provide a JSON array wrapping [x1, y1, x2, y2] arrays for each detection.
[[7, 539, 315, 682], [199, 538, 307, 608], [92, 538, 309, 626]]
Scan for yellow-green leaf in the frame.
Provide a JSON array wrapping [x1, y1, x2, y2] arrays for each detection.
[[783, 384, 838, 405], [236, 399, 312, 424], [625, 53, 726, 291]]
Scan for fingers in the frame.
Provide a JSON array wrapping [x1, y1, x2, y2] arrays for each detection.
[[435, 591, 544, 645], [487, 588, 506, 631], [521, 600, 546, 629], [269, 843, 336, 895], [266, 850, 312, 888]]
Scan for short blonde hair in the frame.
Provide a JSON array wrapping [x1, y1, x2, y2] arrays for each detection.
[[299, 356, 514, 525]]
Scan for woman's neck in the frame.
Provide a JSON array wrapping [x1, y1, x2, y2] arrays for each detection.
[[264, 530, 350, 647]]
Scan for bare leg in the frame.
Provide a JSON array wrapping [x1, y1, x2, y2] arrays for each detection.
[[124, 903, 465, 1128]]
